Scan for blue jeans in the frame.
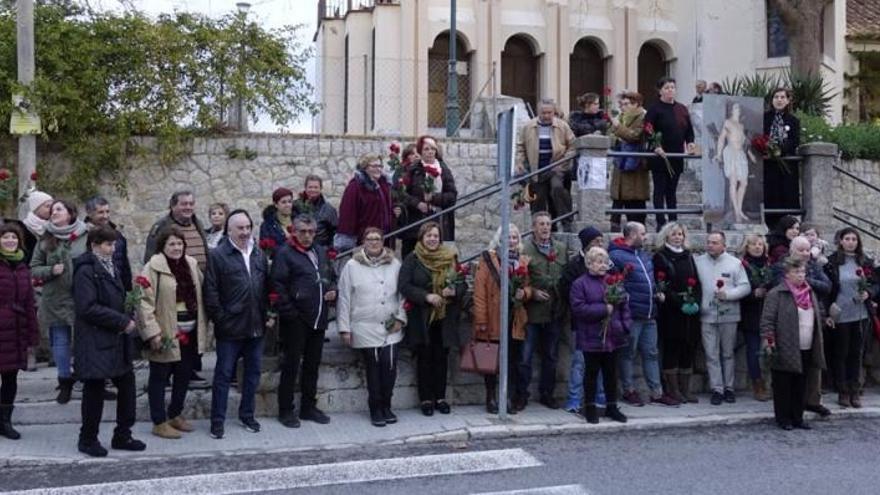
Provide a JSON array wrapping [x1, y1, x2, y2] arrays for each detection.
[[49, 324, 72, 379], [744, 330, 762, 380], [565, 349, 605, 410], [517, 321, 561, 400], [211, 337, 264, 425], [619, 319, 662, 395]]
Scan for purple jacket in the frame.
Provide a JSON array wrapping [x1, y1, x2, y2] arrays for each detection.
[[570, 272, 631, 352], [0, 259, 40, 372]]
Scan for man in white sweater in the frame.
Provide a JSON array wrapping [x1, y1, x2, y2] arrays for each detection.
[[694, 231, 751, 405]]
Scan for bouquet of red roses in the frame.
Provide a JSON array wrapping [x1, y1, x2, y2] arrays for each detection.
[[601, 264, 632, 344], [751, 133, 789, 174], [509, 264, 529, 308]]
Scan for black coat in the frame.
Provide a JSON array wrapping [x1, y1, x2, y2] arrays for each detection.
[[558, 253, 586, 315], [204, 239, 269, 340], [398, 252, 466, 348], [653, 247, 701, 345], [269, 242, 336, 331], [739, 254, 769, 336], [72, 252, 134, 380], [762, 110, 801, 157], [401, 160, 458, 241]]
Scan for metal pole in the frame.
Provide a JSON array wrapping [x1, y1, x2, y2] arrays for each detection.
[[497, 107, 515, 420], [16, 0, 35, 216], [363, 54, 368, 133], [445, 0, 459, 136]]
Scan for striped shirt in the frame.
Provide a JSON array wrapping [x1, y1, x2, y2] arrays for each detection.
[[179, 222, 207, 271]]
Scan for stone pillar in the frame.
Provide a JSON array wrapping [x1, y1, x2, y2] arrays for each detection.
[[799, 142, 838, 235], [574, 134, 612, 229]]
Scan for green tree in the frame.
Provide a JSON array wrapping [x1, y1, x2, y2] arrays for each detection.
[[0, 3, 316, 199]]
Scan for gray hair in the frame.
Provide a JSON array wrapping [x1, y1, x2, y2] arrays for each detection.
[[538, 98, 557, 110], [622, 221, 645, 240], [488, 224, 522, 252], [584, 246, 609, 265], [293, 213, 316, 228], [85, 196, 109, 214], [790, 235, 811, 250]]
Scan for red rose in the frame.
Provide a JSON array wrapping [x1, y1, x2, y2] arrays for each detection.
[[327, 248, 338, 261], [687, 277, 697, 288], [390, 142, 401, 154], [547, 251, 557, 263], [456, 263, 470, 276], [856, 268, 864, 278], [403, 300, 415, 311], [176, 331, 190, 346], [865, 266, 875, 278], [603, 86, 612, 96], [644, 122, 655, 135], [30, 171, 38, 181], [402, 175, 412, 186], [604, 275, 616, 285], [603, 112, 611, 121], [426, 167, 440, 178], [0, 168, 10, 181], [135, 276, 151, 289], [69, 232, 78, 242], [32, 278, 44, 287], [656, 271, 667, 281], [766, 335, 775, 346], [716, 279, 725, 289], [514, 265, 529, 277], [268, 292, 280, 305], [259, 238, 277, 250]]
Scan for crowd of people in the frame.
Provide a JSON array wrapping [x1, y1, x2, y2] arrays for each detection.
[[0, 77, 860, 458]]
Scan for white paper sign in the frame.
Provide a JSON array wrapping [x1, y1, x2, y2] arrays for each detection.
[[577, 156, 607, 190]]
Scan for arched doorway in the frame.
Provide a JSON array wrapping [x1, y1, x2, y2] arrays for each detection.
[[569, 38, 605, 113], [638, 43, 668, 108], [428, 32, 471, 129], [501, 35, 538, 115]]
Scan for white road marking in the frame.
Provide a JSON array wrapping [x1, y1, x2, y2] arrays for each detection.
[[474, 485, 592, 495], [3, 448, 542, 495]]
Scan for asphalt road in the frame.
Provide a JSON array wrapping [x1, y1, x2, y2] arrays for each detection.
[[3, 417, 878, 494]]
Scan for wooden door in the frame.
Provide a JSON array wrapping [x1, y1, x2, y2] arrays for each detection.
[[502, 36, 538, 115]]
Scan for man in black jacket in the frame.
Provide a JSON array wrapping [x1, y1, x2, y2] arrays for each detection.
[[204, 210, 270, 440], [270, 214, 337, 428]]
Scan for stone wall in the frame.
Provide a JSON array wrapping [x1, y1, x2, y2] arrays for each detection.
[[831, 158, 880, 253], [100, 134, 516, 268]]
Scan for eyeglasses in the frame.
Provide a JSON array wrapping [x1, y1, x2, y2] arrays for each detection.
[[364, 237, 383, 242], [296, 229, 316, 234]]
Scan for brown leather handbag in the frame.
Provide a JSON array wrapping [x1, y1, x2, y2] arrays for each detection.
[[459, 339, 499, 375]]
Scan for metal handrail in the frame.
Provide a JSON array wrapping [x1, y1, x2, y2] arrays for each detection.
[[604, 207, 703, 215], [459, 210, 579, 265], [833, 214, 880, 243], [833, 207, 880, 232], [336, 151, 578, 259], [833, 165, 880, 196]]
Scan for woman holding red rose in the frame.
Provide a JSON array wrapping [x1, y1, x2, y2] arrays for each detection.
[[569, 246, 630, 424], [399, 136, 458, 258], [29, 199, 89, 404], [472, 224, 532, 413], [138, 226, 207, 439], [823, 227, 875, 408], [738, 234, 772, 401], [335, 153, 395, 252], [652, 222, 701, 403]]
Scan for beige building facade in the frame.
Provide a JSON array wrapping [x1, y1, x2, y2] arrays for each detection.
[[314, 0, 847, 136]]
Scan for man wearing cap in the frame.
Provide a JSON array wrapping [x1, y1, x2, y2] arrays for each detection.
[[558, 226, 605, 414], [259, 187, 295, 259]]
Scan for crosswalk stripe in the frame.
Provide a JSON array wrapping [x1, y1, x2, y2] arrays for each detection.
[[473, 485, 592, 495], [3, 448, 542, 495]]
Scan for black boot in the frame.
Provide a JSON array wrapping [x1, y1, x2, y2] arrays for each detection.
[[583, 405, 599, 424], [56, 378, 74, 404], [485, 382, 499, 414], [605, 404, 628, 423], [369, 407, 386, 427], [0, 404, 21, 440], [381, 399, 397, 424]]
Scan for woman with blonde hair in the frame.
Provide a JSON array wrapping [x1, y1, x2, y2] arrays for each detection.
[[652, 221, 701, 402], [334, 153, 395, 252], [738, 234, 772, 401], [472, 224, 532, 413]]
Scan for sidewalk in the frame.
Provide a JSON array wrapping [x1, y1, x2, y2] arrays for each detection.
[[3, 387, 879, 468]]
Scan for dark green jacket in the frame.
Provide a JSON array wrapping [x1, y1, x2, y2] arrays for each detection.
[[522, 238, 568, 323]]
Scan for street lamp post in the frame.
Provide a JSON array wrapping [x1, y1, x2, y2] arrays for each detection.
[[445, 0, 459, 137], [229, 2, 250, 132]]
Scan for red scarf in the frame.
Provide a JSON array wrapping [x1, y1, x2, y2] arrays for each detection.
[[784, 279, 813, 310]]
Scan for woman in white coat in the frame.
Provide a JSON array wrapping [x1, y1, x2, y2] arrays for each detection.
[[337, 227, 406, 427]]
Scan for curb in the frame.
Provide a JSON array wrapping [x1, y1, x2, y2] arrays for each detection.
[[4, 407, 879, 469]]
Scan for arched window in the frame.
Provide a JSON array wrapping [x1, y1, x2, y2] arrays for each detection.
[[569, 38, 606, 113], [428, 32, 471, 129], [637, 43, 668, 108], [501, 35, 539, 115]]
